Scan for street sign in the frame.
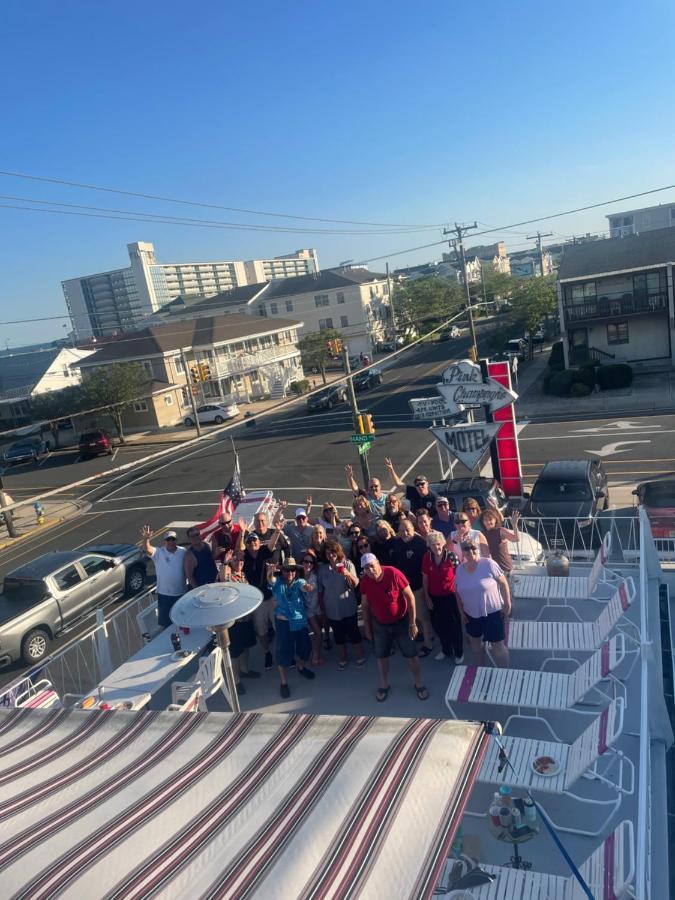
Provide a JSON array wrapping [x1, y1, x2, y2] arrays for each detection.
[[430, 422, 503, 471], [408, 396, 456, 421], [358, 440, 373, 455], [351, 434, 375, 444], [436, 360, 518, 415]]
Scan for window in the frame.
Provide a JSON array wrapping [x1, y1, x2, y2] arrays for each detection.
[[336, 292, 345, 304], [633, 272, 663, 295], [164, 395, 174, 406], [62, 365, 71, 377], [259, 305, 267, 316], [340, 315, 349, 327], [314, 294, 329, 308], [140, 360, 154, 375], [269, 302, 278, 315], [285, 300, 294, 312], [180, 388, 190, 407], [174, 355, 185, 374], [570, 282, 596, 303], [607, 322, 629, 345], [79, 555, 111, 577], [319, 318, 334, 329], [133, 400, 149, 412], [54, 565, 83, 592]]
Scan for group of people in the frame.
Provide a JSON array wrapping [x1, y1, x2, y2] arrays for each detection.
[[141, 455, 521, 701]]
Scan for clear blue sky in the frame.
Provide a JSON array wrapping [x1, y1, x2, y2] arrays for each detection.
[[2, 0, 675, 343]]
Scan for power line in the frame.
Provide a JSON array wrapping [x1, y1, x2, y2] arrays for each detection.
[[0, 169, 447, 230]]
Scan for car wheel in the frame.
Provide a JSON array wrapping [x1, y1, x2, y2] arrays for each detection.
[[214, 415, 224, 424], [184, 417, 194, 427], [124, 566, 146, 596], [21, 628, 51, 665]]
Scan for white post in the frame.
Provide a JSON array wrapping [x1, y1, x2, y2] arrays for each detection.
[[432, 420, 445, 479], [94, 608, 114, 681]]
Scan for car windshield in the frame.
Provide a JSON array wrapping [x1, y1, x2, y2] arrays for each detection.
[[642, 482, 675, 507], [532, 480, 592, 502], [10, 443, 36, 452]]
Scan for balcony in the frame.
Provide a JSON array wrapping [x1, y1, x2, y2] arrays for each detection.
[[211, 343, 301, 377], [564, 291, 667, 323]]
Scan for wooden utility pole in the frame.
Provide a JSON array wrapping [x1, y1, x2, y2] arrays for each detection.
[[342, 343, 370, 484], [527, 230, 553, 277], [0, 474, 17, 538], [385, 262, 397, 347], [181, 348, 202, 437], [443, 223, 479, 360]]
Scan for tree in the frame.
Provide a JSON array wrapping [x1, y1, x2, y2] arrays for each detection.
[[298, 329, 341, 384], [393, 278, 464, 338], [505, 275, 557, 358], [30, 385, 86, 448], [79, 363, 147, 443]]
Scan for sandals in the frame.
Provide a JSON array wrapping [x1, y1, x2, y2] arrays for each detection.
[[338, 660, 348, 671], [415, 685, 430, 701], [376, 686, 390, 702], [418, 646, 433, 658], [356, 657, 366, 667]]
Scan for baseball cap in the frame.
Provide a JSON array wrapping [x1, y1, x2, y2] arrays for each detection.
[[163, 531, 177, 540], [360, 552, 377, 567], [245, 532, 260, 544], [295, 507, 308, 518]]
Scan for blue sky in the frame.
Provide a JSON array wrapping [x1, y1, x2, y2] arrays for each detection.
[[2, 0, 675, 343]]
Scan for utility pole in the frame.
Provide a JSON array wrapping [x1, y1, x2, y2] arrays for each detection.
[[444, 222, 478, 360], [342, 343, 370, 484], [180, 348, 202, 437], [527, 230, 553, 277], [0, 473, 17, 538], [385, 262, 397, 347]]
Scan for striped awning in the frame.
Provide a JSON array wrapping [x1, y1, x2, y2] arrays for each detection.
[[0, 708, 487, 899]]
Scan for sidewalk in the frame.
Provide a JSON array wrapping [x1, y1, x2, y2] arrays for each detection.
[[0, 497, 88, 551]]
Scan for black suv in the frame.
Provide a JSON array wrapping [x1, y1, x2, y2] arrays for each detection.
[[522, 459, 609, 548], [353, 368, 383, 392], [306, 384, 347, 413], [428, 476, 508, 515]]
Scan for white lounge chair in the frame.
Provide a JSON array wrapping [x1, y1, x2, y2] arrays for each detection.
[[136, 604, 162, 643], [479, 698, 633, 836], [167, 685, 203, 713], [507, 578, 635, 653], [171, 646, 225, 712], [13, 679, 62, 709], [450, 819, 635, 899], [513, 531, 615, 600], [446, 634, 625, 718]]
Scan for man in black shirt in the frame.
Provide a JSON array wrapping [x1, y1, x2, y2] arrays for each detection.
[[391, 519, 434, 656], [385, 457, 438, 515], [243, 528, 282, 670]]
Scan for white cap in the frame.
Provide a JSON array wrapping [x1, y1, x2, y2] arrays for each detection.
[[360, 553, 377, 567], [295, 508, 308, 518]]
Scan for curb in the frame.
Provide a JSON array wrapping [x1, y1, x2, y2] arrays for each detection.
[[518, 405, 675, 424], [0, 500, 91, 552]]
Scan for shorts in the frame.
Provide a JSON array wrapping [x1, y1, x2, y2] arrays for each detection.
[[372, 617, 418, 660], [229, 616, 256, 659], [253, 598, 275, 637], [275, 618, 312, 668], [465, 610, 505, 643], [413, 587, 431, 627], [328, 614, 362, 646], [157, 593, 182, 628]]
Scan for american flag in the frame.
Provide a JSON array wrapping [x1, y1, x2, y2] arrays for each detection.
[[196, 463, 245, 539]]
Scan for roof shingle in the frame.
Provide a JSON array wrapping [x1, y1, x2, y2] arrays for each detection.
[[557, 227, 675, 281]]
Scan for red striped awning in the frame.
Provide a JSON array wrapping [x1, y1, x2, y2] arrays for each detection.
[[0, 708, 487, 899]]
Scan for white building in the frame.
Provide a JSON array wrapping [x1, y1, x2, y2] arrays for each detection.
[[62, 242, 319, 340], [607, 202, 675, 238]]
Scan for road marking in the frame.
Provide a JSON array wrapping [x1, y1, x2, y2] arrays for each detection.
[[73, 529, 111, 549], [0, 512, 106, 565], [519, 428, 675, 442], [571, 420, 663, 433], [585, 441, 651, 458], [110, 448, 119, 463], [38, 452, 50, 467]]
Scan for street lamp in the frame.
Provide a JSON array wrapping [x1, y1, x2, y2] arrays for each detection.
[[170, 582, 262, 713]]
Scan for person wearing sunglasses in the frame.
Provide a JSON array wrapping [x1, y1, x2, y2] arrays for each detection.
[[449, 514, 488, 563], [317, 502, 341, 535], [354, 536, 373, 573], [345, 464, 390, 518], [300, 550, 324, 666], [461, 498, 483, 532], [384, 457, 438, 515], [140, 525, 187, 628], [431, 497, 455, 538], [319, 540, 364, 669], [454, 541, 511, 668]]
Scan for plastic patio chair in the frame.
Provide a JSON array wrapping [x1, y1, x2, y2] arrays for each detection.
[[167, 684, 203, 713], [136, 604, 162, 643], [171, 646, 225, 712]]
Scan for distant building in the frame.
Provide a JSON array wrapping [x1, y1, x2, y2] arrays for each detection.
[[393, 261, 460, 282], [443, 241, 510, 282], [62, 242, 319, 340], [557, 227, 675, 371], [152, 268, 391, 358], [607, 203, 675, 238], [509, 248, 554, 278]]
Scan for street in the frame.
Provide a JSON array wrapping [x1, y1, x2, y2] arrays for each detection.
[[0, 328, 673, 686]]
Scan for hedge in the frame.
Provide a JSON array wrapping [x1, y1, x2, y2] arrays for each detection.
[[575, 366, 597, 389], [570, 382, 593, 397], [548, 369, 577, 396], [548, 341, 565, 371], [597, 363, 633, 390], [290, 379, 310, 396]]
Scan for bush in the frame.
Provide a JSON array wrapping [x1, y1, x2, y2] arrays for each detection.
[[548, 341, 565, 371], [570, 382, 593, 397], [580, 358, 601, 371], [290, 379, 310, 396], [542, 368, 556, 394], [548, 369, 577, 396], [575, 366, 597, 389], [597, 363, 634, 390]]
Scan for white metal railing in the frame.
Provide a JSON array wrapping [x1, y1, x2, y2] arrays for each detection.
[[0, 587, 158, 708], [212, 345, 301, 377], [514, 514, 641, 563]]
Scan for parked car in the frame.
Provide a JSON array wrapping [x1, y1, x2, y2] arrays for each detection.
[[439, 326, 461, 341], [353, 368, 383, 392], [0, 544, 147, 666], [184, 402, 239, 427], [3, 437, 49, 466], [633, 478, 675, 538], [505, 338, 527, 361], [377, 339, 403, 352], [306, 384, 347, 412], [522, 459, 609, 548], [78, 428, 114, 458]]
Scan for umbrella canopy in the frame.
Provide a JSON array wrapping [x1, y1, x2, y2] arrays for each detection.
[[0, 708, 488, 899], [170, 582, 263, 628]]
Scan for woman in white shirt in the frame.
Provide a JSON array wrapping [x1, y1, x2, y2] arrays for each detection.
[[448, 513, 488, 563]]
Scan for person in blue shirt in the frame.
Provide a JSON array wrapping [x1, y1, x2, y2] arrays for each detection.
[[266, 557, 316, 698]]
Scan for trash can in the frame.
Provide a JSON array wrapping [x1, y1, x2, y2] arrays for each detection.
[[546, 552, 570, 578]]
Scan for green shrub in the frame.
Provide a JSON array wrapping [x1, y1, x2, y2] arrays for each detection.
[[580, 358, 601, 371], [597, 364, 633, 390], [548, 369, 577, 396], [548, 341, 565, 371], [542, 368, 555, 394], [575, 366, 596, 389], [290, 379, 310, 396], [570, 382, 593, 397]]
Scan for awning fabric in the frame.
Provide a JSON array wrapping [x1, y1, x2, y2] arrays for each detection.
[[0, 708, 487, 899]]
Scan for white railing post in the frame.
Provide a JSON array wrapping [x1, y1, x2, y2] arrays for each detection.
[[94, 608, 114, 680], [635, 506, 651, 900]]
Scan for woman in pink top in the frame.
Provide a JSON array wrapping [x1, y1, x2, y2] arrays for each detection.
[[454, 539, 511, 667]]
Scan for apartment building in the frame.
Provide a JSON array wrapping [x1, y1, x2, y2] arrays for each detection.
[[76, 313, 305, 430], [442, 241, 511, 282], [557, 227, 675, 371], [607, 203, 675, 238], [62, 242, 319, 340], [154, 268, 392, 357], [510, 247, 554, 277]]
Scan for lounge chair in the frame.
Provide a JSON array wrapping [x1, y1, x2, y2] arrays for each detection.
[[513, 532, 615, 600]]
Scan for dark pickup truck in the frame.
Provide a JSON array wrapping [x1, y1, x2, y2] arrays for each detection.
[[0, 544, 147, 666]]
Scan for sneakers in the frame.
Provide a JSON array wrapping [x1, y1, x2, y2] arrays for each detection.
[[240, 670, 261, 679], [454, 655, 465, 665], [280, 683, 290, 698], [298, 666, 316, 680], [264, 651, 273, 670], [434, 651, 447, 661], [236, 682, 246, 695]]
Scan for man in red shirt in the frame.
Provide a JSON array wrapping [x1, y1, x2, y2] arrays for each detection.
[[210, 513, 245, 564], [359, 553, 429, 702]]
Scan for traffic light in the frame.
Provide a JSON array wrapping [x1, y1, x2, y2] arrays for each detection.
[[199, 363, 211, 381], [469, 346, 478, 363], [326, 338, 343, 356], [363, 414, 375, 434], [190, 365, 201, 383], [356, 414, 365, 434]]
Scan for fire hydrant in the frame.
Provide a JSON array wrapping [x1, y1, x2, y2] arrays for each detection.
[[34, 500, 45, 525]]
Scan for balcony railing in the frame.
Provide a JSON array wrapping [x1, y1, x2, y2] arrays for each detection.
[[211, 344, 301, 377], [564, 291, 667, 323]]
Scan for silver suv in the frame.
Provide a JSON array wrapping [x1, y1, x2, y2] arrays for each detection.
[[0, 544, 147, 666]]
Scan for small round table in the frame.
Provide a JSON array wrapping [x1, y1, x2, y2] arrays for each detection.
[[487, 804, 538, 870]]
